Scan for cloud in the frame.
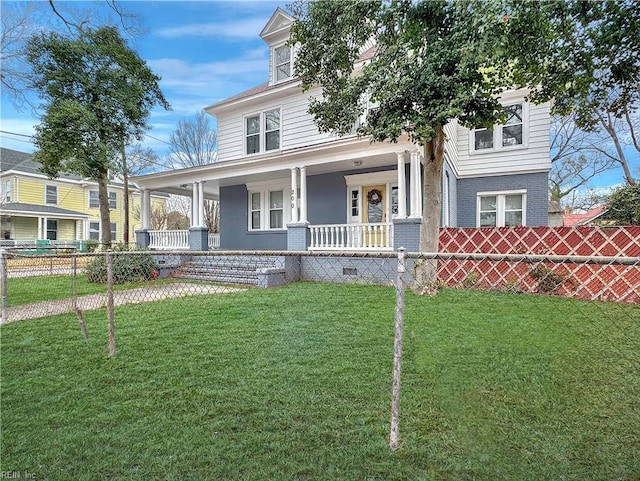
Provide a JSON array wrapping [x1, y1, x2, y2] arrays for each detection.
[[155, 17, 268, 40]]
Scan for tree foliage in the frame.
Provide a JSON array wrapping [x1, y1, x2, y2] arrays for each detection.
[[27, 26, 170, 247], [505, 0, 640, 130], [606, 183, 640, 225]]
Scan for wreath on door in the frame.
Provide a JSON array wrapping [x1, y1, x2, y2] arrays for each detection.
[[367, 188, 383, 205]]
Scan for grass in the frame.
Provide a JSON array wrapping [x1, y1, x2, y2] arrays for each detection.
[[1, 284, 638, 480]]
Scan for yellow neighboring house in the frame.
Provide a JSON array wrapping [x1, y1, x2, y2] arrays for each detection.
[[0, 147, 167, 249]]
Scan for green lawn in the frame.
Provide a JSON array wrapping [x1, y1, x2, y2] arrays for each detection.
[[1, 284, 638, 480]]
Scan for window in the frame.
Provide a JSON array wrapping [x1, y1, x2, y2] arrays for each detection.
[[269, 190, 283, 229], [472, 102, 525, 152], [46, 219, 57, 240], [477, 191, 526, 227], [89, 222, 100, 240], [245, 109, 281, 155], [89, 221, 117, 241], [2, 180, 12, 202], [350, 189, 359, 218], [274, 45, 291, 82], [247, 181, 290, 231], [46, 185, 57, 204], [89, 191, 117, 209]]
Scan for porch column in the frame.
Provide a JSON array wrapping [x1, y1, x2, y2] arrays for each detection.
[[198, 181, 205, 228], [191, 183, 198, 228], [290, 168, 299, 223], [410, 150, 422, 218], [141, 189, 151, 230], [300, 166, 308, 222], [396, 151, 407, 218]]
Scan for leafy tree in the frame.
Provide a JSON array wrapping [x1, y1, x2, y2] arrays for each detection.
[[606, 183, 640, 225], [506, 0, 640, 130], [1, 1, 142, 111], [27, 26, 170, 247], [291, 0, 512, 287]]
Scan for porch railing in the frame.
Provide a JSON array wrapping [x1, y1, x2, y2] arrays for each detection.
[[147, 230, 220, 250], [148, 230, 189, 250], [309, 223, 393, 251], [208, 233, 220, 249]]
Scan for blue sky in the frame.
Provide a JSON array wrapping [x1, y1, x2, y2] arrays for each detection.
[[0, 0, 289, 158]]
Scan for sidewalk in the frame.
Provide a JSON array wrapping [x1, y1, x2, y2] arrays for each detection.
[[1, 283, 244, 324]]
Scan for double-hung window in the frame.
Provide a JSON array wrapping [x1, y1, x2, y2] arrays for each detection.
[[247, 181, 289, 231], [89, 191, 117, 209], [472, 102, 525, 152], [245, 108, 281, 155], [89, 221, 117, 241], [46, 219, 58, 240], [46, 185, 57, 205], [274, 45, 292, 82], [477, 191, 526, 227], [2, 180, 12, 203]]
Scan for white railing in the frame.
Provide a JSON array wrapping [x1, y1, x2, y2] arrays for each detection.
[[208, 233, 220, 250], [148, 230, 189, 250], [309, 223, 393, 251]]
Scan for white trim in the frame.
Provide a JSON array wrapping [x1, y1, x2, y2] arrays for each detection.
[[476, 189, 527, 227], [344, 170, 397, 186], [246, 179, 291, 231]]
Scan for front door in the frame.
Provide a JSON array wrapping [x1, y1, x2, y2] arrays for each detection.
[[362, 185, 386, 246]]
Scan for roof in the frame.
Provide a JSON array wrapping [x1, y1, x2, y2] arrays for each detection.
[[0, 147, 83, 181], [563, 206, 607, 226], [206, 44, 379, 112], [0, 202, 89, 219]]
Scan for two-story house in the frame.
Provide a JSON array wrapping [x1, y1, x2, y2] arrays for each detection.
[[0, 147, 167, 248], [133, 8, 551, 253]]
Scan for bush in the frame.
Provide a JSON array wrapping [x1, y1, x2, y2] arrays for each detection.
[[529, 264, 565, 294], [85, 253, 159, 284]]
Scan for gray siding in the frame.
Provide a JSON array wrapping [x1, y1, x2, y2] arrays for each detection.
[[456, 172, 549, 228], [219, 184, 287, 250]]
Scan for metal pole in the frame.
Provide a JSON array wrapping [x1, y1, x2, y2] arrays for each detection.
[[0, 249, 7, 324], [390, 247, 406, 450], [107, 252, 116, 357]]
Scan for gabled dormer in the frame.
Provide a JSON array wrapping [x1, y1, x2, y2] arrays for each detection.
[[260, 8, 295, 86]]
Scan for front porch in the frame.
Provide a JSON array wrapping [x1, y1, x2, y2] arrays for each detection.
[[133, 143, 425, 253]]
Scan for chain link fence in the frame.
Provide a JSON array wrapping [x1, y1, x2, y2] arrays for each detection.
[[2, 248, 639, 326]]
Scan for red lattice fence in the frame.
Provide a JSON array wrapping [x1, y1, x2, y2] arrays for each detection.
[[437, 227, 640, 303]]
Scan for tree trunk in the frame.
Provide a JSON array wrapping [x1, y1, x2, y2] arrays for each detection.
[[121, 140, 130, 244], [97, 169, 112, 249], [414, 125, 445, 294]]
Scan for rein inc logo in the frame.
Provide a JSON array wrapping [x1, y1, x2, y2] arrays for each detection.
[[1, 472, 37, 479]]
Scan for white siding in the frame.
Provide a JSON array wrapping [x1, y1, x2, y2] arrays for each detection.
[[443, 119, 460, 176], [216, 86, 351, 162], [456, 99, 551, 178]]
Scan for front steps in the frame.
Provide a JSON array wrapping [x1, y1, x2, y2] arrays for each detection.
[[171, 255, 283, 286]]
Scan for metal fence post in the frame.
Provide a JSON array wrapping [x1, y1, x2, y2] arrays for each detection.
[[0, 249, 7, 324], [390, 247, 406, 450], [107, 252, 116, 357]]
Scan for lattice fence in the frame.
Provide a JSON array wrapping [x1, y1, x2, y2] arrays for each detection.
[[438, 227, 640, 303]]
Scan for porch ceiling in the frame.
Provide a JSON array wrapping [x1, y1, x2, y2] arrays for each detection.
[[133, 136, 417, 198]]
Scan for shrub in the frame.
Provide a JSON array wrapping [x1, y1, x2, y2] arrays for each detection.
[[529, 264, 565, 294], [85, 253, 159, 284]]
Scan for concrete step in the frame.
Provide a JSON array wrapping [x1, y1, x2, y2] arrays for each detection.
[[171, 255, 279, 286]]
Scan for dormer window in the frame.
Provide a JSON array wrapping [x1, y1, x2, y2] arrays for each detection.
[[274, 45, 292, 82]]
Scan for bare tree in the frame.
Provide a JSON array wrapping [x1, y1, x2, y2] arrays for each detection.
[[168, 111, 218, 168], [167, 112, 219, 232]]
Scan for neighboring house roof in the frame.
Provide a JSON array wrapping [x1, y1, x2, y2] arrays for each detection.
[[563, 206, 608, 226], [0, 202, 89, 219], [0, 147, 83, 181], [548, 200, 563, 215]]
